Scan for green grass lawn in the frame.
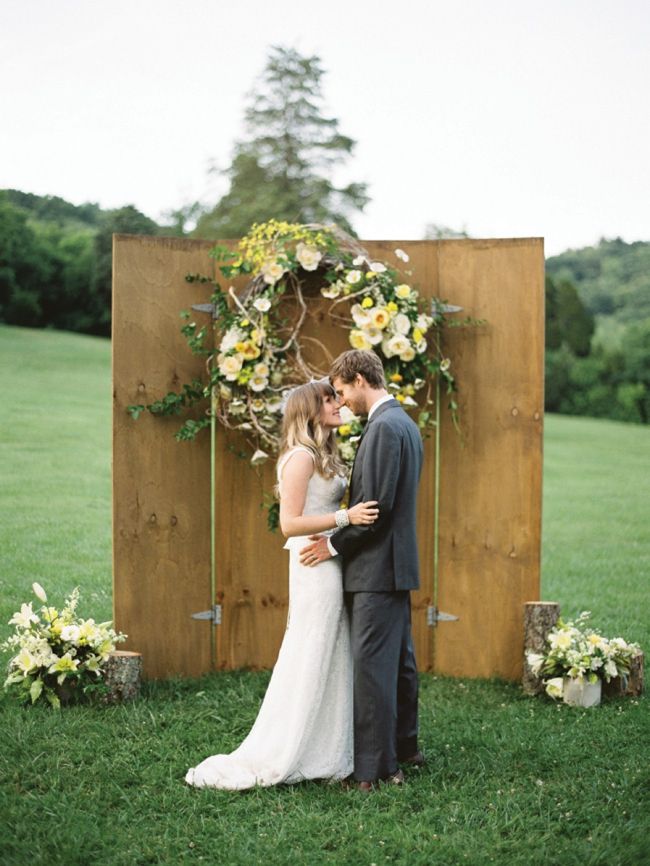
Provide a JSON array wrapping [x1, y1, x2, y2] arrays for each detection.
[[1, 324, 649, 866]]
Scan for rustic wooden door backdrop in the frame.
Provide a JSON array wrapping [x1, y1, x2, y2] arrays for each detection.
[[113, 235, 544, 680]]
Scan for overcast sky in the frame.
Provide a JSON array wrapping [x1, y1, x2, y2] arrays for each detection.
[[1, 0, 648, 256]]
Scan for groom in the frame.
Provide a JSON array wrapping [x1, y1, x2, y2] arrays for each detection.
[[299, 349, 424, 789]]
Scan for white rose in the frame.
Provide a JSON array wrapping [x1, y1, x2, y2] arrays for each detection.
[[352, 255, 367, 267], [220, 327, 245, 352], [393, 313, 411, 335], [249, 375, 269, 393], [253, 297, 271, 312], [219, 355, 244, 381], [321, 284, 341, 299], [254, 362, 270, 377], [296, 243, 323, 272], [416, 315, 430, 332], [416, 338, 427, 353], [351, 304, 372, 328], [386, 335, 410, 357], [365, 327, 384, 346], [349, 329, 372, 351], [346, 270, 363, 285], [261, 260, 286, 285], [400, 346, 416, 362], [369, 261, 387, 273]]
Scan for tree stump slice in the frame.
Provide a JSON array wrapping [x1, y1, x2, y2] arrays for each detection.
[[603, 651, 644, 698], [102, 650, 143, 704], [522, 602, 560, 695]]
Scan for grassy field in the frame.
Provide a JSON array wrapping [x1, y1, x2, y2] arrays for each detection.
[[1, 324, 649, 866]]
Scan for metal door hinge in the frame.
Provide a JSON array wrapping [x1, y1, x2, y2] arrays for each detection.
[[191, 604, 222, 625], [427, 605, 459, 627]]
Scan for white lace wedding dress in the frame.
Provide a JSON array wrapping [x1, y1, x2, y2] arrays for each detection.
[[185, 447, 353, 789]]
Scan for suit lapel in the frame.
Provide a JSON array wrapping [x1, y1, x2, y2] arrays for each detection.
[[348, 398, 400, 498]]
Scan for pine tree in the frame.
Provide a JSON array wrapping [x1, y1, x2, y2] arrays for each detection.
[[195, 46, 369, 238]]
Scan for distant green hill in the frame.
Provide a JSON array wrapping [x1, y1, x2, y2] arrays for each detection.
[[546, 237, 650, 325], [2, 188, 102, 230]]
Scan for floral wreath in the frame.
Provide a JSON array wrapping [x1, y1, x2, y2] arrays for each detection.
[[129, 220, 461, 469]]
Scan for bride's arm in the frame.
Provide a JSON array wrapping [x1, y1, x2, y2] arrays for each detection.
[[279, 451, 378, 538]]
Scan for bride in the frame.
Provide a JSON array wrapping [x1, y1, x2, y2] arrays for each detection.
[[185, 379, 379, 789]]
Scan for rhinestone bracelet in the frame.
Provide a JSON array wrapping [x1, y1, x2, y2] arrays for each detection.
[[335, 508, 350, 529]]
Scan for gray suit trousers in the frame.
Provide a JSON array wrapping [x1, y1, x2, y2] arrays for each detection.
[[345, 590, 419, 781]]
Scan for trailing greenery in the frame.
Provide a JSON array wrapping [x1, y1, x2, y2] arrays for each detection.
[[1, 325, 649, 865]]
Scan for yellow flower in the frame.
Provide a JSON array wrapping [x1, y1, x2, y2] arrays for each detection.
[[241, 319, 250, 327], [404, 385, 415, 396], [350, 330, 373, 350], [361, 297, 374, 309], [390, 373, 403, 383], [371, 308, 391, 330], [338, 424, 352, 437], [241, 342, 261, 360], [387, 301, 398, 313], [396, 284, 411, 299], [234, 341, 247, 352], [396, 394, 405, 403], [412, 328, 423, 343], [366, 270, 377, 280]]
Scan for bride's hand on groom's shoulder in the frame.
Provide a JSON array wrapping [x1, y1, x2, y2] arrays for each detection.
[[348, 500, 379, 526]]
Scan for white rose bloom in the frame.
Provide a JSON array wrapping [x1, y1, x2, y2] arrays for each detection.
[[386, 335, 411, 357], [351, 304, 372, 328], [253, 297, 271, 312], [220, 328, 245, 352], [393, 313, 411, 335], [416, 338, 428, 353], [321, 284, 341, 299], [261, 260, 286, 285], [382, 337, 396, 358], [352, 255, 367, 267], [254, 362, 270, 377], [416, 315, 431, 332], [249, 375, 269, 393], [400, 346, 416, 362], [266, 399, 284, 414], [219, 355, 244, 381], [349, 329, 373, 351], [395, 248, 410, 262], [296, 243, 323, 272], [365, 327, 384, 346], [346, 270, 363, 285], [369, 261, 387, 273]]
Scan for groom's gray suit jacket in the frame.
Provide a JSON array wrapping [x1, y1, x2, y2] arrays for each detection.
[[330, 398, 423, 592]]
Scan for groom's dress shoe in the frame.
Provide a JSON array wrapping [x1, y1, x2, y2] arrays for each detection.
[[401, 750, 425, 768]]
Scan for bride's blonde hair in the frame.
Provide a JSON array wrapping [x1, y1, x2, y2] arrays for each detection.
[[275, 380, 346, 497]]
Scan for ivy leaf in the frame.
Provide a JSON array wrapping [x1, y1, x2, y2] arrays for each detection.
[[127, 405, 145, 420]]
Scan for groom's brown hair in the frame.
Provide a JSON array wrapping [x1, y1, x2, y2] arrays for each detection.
[[330, 350, 386, 389]]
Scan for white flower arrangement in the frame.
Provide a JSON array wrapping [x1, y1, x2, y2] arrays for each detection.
[[2, 583, 126, 708], [526, 611, 641, 700]]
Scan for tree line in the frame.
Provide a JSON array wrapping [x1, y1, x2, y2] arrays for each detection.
[[0, 45, 648, 424]]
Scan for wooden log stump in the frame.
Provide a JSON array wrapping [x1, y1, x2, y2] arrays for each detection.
[[603, 651, 644, 698], [523, 601, 560, 695], [102, 650, 143, 704]]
